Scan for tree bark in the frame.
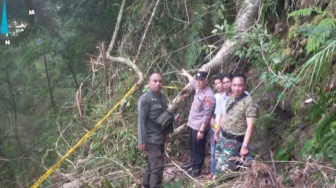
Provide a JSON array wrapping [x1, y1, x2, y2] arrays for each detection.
[[167, 0, 261, 113]]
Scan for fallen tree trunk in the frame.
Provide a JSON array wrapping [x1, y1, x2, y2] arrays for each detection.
[[168, 0, 261, 114]]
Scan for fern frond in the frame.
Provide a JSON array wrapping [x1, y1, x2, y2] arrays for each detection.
[[288, 7, 322, 19], [308, 106, 324, 123], [314, 113, 335, 142], [309, 94, 336, 165], [314, 116, 330, 142], [321, 132, 336, 151], [184, 2, 206, 68], [298, 18, 336, 54], [320, 121, 336, 163], [318, 18, 336, 28], [306, 28, 331, 54], [298, 40, 336, 88], [185, 34, 203, 68]]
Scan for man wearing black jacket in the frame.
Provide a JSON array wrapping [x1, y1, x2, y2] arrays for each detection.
[[137, 73, 173, 188]]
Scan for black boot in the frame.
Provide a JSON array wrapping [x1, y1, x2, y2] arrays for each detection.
[[187, 168, 201, 177], [181, 162, 193, 170]]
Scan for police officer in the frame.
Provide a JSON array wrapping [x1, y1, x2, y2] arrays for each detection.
[[180, 69, 215, 177], [137, 73, 173, 188]]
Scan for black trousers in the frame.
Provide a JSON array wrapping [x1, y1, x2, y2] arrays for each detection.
[[143, 143, 164, 188], [188, 127, 208, 170]]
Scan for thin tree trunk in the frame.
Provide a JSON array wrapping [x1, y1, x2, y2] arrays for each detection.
[[8, 110, 24, 154], [106, 0, 144, 91], [5, 67, 17, 121], [43, 51, 56, 107], [5, 67, 23, 154], [68, 61, 79, 89]]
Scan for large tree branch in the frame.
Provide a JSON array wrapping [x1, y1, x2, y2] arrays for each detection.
[[167, 0, 261, 114]]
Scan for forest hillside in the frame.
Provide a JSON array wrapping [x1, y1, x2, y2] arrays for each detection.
[[0, 0, 335, 187]]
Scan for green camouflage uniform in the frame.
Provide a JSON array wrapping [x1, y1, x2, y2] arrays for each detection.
[[222, 96, 257, 136], [215, 95, 257, 175]]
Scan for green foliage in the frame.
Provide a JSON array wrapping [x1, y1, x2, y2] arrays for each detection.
[[259, 0, 277, 25], [288, 7, 336, 89], [300, 92, 336, 165], [274, 148, 290, 161], [274, 134, 296, 161], [255, 113, 277, 127], [235, 24, 301, 89], [163, 180, 191, 188], [209, 0, 236, 25], [288, 7, 323, 19], [210, 0, 226, 24], [0, 0, 134, 186], [202, 19, 237, 61], [184, 2, 206, 69], [1, 0, 336, 186], [102, 176, 114, 188], [298, 39, 336, 89], [211, 19, 237, 38], [261, 72, 300, 89], [298, 19, 336, 54], [99, 123, 140, 164]]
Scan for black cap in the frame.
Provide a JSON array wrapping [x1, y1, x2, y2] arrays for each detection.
[[195, 71, 209, 80]]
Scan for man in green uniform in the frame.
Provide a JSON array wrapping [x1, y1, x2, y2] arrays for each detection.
[[137, 73, 173, 188]]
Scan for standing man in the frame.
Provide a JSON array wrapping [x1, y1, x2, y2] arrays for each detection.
[[137, 73, 173, 188], [180, 69, 215, 177], [215, 73, 234, 132], [206, 73, 225, 180], [215, 74, 257, 175]]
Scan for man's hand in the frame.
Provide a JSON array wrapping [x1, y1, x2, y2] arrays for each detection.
[[197, 131, 204, 140], [240, 146, 249, 157], [180, 69, 188, 77], [165, 134, 171, 147], [180, 69, 193, 81], [174, 114, 180, 124], [165, 134, 172, 151], [214, 132, 218, 143], [137, 144, 146, 152], [210, 117, 215, 126]]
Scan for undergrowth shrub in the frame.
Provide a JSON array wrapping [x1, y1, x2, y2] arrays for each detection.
[[300, 91, 336, 165]]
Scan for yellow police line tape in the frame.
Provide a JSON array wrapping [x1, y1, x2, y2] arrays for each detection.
[[31, 84, 181, 187], [163, 86, 183, 90], [31, 84, 137, 188]]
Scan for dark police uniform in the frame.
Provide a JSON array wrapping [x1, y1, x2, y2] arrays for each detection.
[[138, 91, 173, 188]]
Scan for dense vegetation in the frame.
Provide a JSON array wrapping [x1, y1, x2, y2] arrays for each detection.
[[0, 0, 335, 187]]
